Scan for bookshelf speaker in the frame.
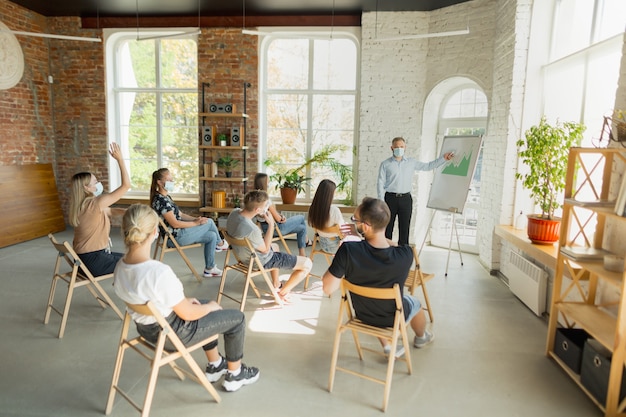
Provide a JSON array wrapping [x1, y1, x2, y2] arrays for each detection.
[[230, 125, 244, 146], [202, 125, 215, 145]]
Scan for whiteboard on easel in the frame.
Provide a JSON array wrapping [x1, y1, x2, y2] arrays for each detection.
[[426, 135, 482, 214]]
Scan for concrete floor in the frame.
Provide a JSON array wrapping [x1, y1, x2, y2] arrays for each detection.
[[0, 228, 601, 417]]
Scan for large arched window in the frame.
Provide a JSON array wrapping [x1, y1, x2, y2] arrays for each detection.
[[105, 30, 199, 198], [259, 31, 359, 202], [430, 86, 488, 254]]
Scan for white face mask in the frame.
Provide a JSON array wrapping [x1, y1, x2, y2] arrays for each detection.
[[393, 147, 405, 158], [93, 182, 104, 196], [164, 181, 175, 192]]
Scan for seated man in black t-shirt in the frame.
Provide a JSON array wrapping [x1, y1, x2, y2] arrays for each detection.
[[322, 197, 434, 357]]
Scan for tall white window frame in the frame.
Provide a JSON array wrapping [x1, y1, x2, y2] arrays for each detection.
[[105, 30, 199, 199], [258, 29, 360, 202], [430, 86, 488, 254], [517, 0, 624, 228]]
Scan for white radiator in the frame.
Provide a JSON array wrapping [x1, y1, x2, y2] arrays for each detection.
[[506, 251, 548, 316]]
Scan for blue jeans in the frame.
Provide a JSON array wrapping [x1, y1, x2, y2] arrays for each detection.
[[170, 220, 220, 269], [261, 215, 307, 249], [136, 302, 246, 362]]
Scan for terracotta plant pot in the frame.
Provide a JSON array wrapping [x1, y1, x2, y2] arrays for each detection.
[[526, 214, 561, 244], [280, 187, 297, 204]]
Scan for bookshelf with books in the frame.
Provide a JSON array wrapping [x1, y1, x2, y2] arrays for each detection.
[[546, 147, 626, 417]]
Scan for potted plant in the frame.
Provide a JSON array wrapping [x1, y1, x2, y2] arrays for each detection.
[[216, 155, 239, 178], [217, 133, 228, 146], [515, 116, 585, 244], [264, 144, 352, 204]]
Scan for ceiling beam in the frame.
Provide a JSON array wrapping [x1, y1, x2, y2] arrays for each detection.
[[81, 14, 361, 29]]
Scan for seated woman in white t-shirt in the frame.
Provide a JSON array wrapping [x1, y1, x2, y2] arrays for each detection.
[[307, 179, 352, 254], [113, 204, 259, 392]]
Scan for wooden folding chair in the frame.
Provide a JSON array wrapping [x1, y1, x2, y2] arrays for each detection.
[[44, 233, 123, 338], [216, 231, 283, 311], [153, 217, 202, 282], [328, 281, 412, 412], [105, 301, 221, 417], [256, 220, 297, 255], [404, 245, 435, 322], [304, 225, 344, 290]]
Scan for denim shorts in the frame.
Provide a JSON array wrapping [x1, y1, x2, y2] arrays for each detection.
[[318, 236, 341, 254], [264, 251, 297, 270], [404, 295, 422, 322]]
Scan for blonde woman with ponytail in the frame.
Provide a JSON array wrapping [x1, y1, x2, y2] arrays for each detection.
[[114, 204, 260, 392], [69, 142, 130, 276]]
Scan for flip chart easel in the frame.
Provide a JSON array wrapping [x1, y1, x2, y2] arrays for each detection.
[[419, 208, 464, 277], [420, 135, 482, 276]]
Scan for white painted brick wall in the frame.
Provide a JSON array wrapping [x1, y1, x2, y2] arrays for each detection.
[[358, 1, 625, 272], [358, 0, 525, 271]]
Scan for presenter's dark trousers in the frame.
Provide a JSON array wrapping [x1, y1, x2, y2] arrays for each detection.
[[384, 192, 412, 246]]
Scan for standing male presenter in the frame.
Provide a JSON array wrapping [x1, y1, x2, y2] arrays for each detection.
[[377, 136, 454, 245]]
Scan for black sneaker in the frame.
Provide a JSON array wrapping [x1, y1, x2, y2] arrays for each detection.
[[222, 364, 260, 392], [205, 356, 227, 382]]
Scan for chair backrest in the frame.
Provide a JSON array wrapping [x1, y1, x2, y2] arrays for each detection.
[[403, 245, 434, 322], [48, 233, 99, 280], [316, 224, 345, 239], [221, 230, 265, 269], [153, 216, 202, 282], [341, 280, 403, 322], [255, 218, 294, 254]]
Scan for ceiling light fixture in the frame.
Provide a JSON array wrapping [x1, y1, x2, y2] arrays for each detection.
[[371, 0, 469, 42], [241, 0, 270, 36], [136, 0, 201, 41], [3, 29, 102, 42], [137, 29, 202, 41], [374, 27, 470, 42]]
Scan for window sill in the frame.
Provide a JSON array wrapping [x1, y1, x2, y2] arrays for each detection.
[[494, 225, 558, 270], [116, 196, 200, 208]]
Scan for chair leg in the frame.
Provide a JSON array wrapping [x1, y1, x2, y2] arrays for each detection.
[[57, 272, 79, 338], [178, 350, 221, 403], [420, 278, 434, 323], [328, 326, 344, 393], [105, 315, 132, 415], [43, 273, 60, 325]]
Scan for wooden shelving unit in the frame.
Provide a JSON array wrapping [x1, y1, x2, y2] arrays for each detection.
[[546, 147, 626, 417], [199, 82, 250, 216]]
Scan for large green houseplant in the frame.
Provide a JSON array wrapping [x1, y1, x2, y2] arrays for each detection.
[[264, 144, 352, 204], [515, 116, 585, 243]]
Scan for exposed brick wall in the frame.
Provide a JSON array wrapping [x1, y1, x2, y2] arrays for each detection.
[[197, 29, 258, 210], [0, 0, 54, 166], [46, 17, 107, 221]]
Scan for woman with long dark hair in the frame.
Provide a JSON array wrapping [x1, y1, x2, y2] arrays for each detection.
[[307, 179, 345, 254]]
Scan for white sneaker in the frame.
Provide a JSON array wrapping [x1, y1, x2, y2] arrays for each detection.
[[414, 330, 435, 348], [203, 266, 223, 277], [215, 239, 229, 252], [383, 344, 405, 358]]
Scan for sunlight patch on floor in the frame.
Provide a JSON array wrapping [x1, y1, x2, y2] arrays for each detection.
[[248, 279, 326, 335]]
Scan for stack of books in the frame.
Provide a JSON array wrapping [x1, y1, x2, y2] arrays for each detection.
[[560, 246, 608, 261]]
